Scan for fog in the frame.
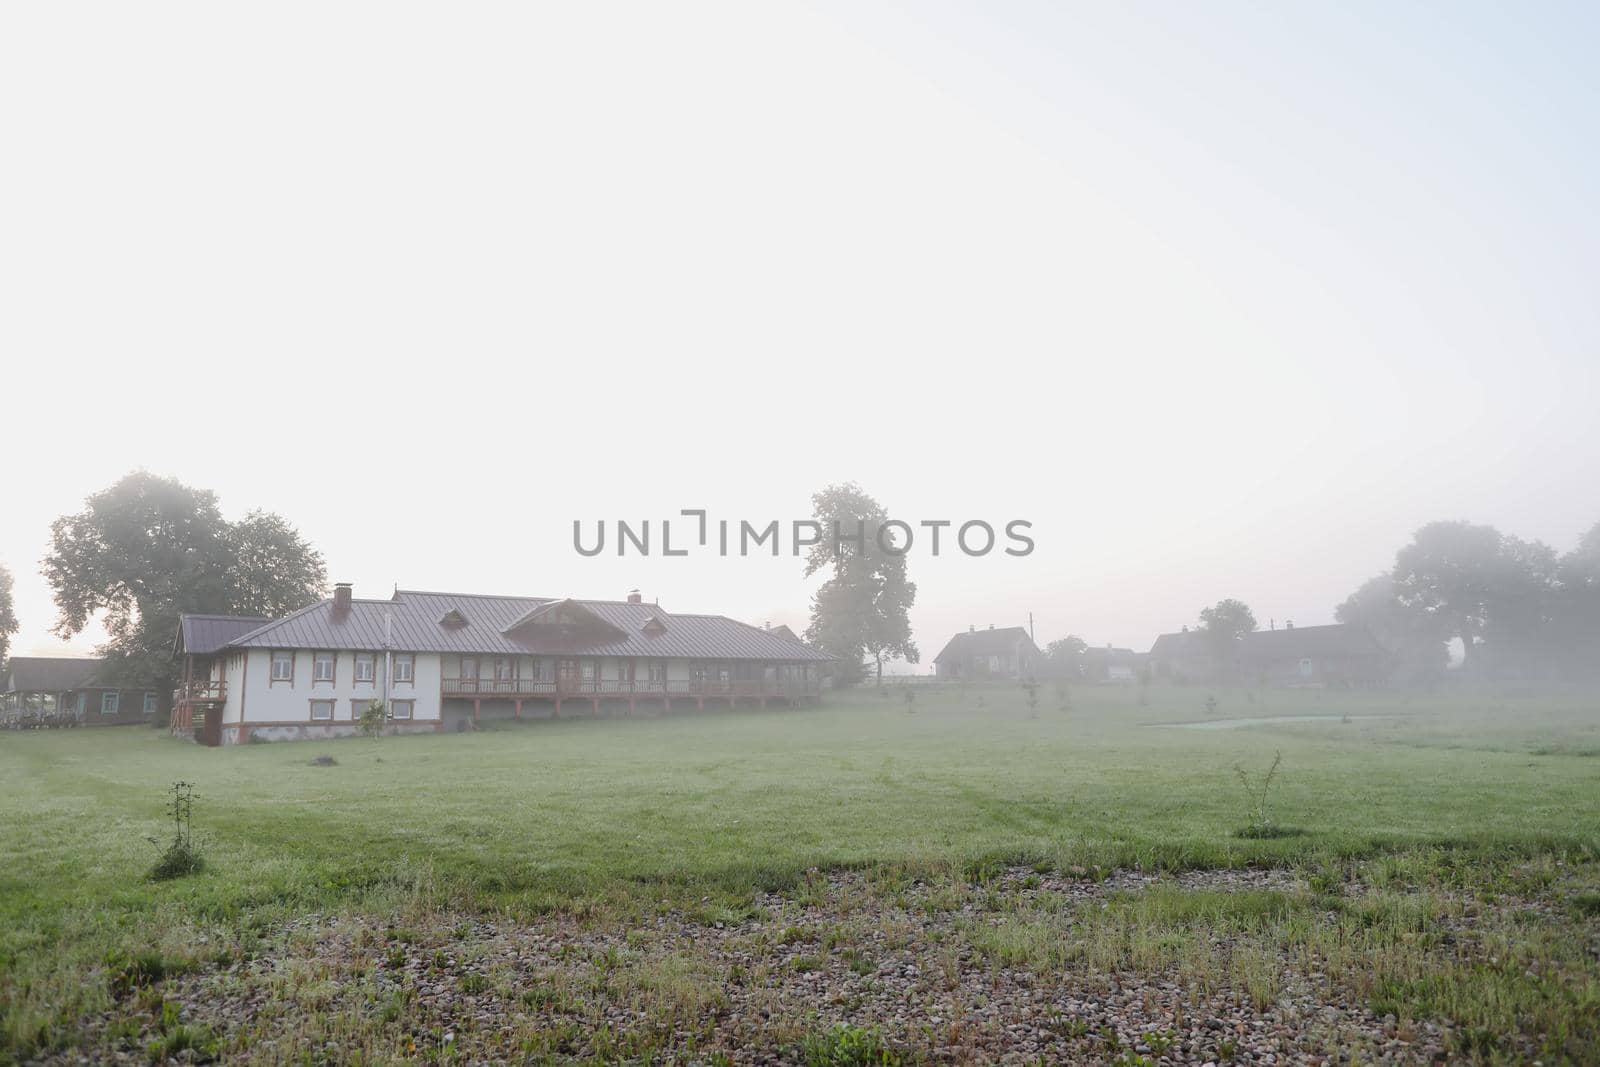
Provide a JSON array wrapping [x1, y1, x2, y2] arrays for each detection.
[[2, 2, 1597, 671]]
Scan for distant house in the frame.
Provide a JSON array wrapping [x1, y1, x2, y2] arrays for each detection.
[[933, 625, 1042, 681], [1081, 645, 1146, 683], [1, 657, 163, 727], [1148, 628, 1213, 682], [1240, 623, 1387, 688]]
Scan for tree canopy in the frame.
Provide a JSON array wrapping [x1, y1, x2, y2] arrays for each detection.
[[0, 563, 17, 671], [1198, 598, 1256, 676], [802, 483, 918, 685], [1336, 518, 1599, 682], [1045, 635, 1087, 677], [43, 471, 327, 687]]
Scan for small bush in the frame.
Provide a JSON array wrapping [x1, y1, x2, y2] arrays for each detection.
[[1232, 750, 1283, 837], [310, 754, 337, 766], [151, 837, 204, 880], [148, 781, 203, 881], [799, 1024, 902, 1067], [1569, 892, 1600, 919]]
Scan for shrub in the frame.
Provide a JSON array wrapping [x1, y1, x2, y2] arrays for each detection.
[[799, 1025, 902, 1067], [149, 781, 203, 881], [1232, 750, 1282, 837], [359, 700, 388, 738]]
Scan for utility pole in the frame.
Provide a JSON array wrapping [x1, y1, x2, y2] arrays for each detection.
[[1029, 612, 1035, 643]]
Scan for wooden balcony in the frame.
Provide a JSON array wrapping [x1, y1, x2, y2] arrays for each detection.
[[173, 680, 228, 705]]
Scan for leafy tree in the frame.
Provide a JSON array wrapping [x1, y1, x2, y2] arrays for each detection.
[[1391, 520, 1561, 677], [1198, 598, 1256, 677], [0, 563, 18, 671], [1556, 521, 1600, 680], [43, 471, 326, 689], [803, 483, 918, 685], [1045, 635, 1087, 678], [1391, 520, 1502, 671], [1480, 534, 1560, 678], [225, 510, 328, 618], [1335, 574, 1448, 682]]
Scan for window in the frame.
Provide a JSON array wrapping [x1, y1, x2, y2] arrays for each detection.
[[390, 699, 414, 720], [581, 659, 597, 682], [101, 692, 120, 715], [142, 692, 158, 716], [617, 659, 634, 685], [393, 653, 414, 683], [1299, 657, 1314, 677], [493, 657, 515, 682], [648, 661, 666, 685], [271, 651, 294, 682], [310, 699, 334, 721], [460, 656, 477, 682], [354, 653, 376, 683], [313, 651, 336, 683]]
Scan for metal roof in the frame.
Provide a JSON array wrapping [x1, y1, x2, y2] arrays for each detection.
[[3, 656, 106, 693], [224, 590, 832, 662], [1241, 624, 1385, 663], [176, 614, 272, 656]]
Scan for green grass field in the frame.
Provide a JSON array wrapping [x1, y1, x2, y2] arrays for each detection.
[[3, 683, 1599, 1063]]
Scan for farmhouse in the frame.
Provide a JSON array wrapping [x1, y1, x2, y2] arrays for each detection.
[[172, 585, 832, 745], [932, 625, 1042, 681], [1, 657, 164, 727], [1148, 628, 1213, 682], [1240, 623, 1388, 688]]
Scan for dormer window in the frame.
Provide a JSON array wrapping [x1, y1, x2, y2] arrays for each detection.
[[641, 616, 667, 635], [439, 609, 468, 628]]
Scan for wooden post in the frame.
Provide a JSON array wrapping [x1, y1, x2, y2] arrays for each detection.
[[514, 699, 522, 720], [473, 698, 480, 722]]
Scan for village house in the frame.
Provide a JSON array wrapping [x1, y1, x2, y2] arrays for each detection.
[[171, 585, 832, 745], [1, 657, 164, 727], [1148, 622, 1388, 687], [1239, 622, 1388, 688], [1148, 628, 1213, 682], [932, 625, 1043, 682]]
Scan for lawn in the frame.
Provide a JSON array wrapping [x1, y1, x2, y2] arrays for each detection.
[[3, 683, 1598, 1063]]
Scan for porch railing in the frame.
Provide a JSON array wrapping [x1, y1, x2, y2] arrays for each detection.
[[440, 677, 819, 699], [173, 680, 228, 704]]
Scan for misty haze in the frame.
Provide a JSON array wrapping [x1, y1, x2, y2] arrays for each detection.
[[2, 3, 1598, 1065]]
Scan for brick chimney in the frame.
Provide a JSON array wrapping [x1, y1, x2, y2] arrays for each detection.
[[627, 589, 642, 604], [332, 582, 353, 618]]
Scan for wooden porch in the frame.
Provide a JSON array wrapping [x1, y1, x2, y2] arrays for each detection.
[[442, 675, 822, 719]]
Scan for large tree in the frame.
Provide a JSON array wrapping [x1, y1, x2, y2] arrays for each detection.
[[1198, 598, 1256, 677], [1390, 520, 1559, 676], [43, 471, 327, 688], [225, 510, 329, 618], [0, 563, 18, 671], [1553, 521, 1600, 680], [1335, 573, 1449, 682], [803, 483, 918, 685], [1045, 635, 1087, 678]]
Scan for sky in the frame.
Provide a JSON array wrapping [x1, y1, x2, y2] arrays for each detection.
[[2, 2, 1597, 669]]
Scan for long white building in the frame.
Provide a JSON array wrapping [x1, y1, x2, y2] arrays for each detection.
[[173, 585, 830, 745]]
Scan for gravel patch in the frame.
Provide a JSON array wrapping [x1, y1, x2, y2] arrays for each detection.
[[51, 866, 1472, 1064]]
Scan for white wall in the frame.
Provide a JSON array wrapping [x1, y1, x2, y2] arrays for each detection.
[[228, 649, 443, 724]]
